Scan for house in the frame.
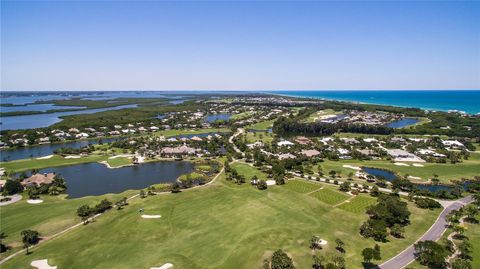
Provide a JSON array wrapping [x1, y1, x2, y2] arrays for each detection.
[[38, 137, 50, 144], [442, 140, 464, 148], [160, 145, 198, 157], [247, 141, 264, 149], [363, 138, 378, 143], [191, 136, 203, 142], [300, 149, 321, 157], [277, 153, 296, 160], [386, 149, 424, 162], [340, 138, 359, 144], [277, 140, 294, 147], [295, 136, 312, 145], [150, 126, 159, 131], [75, 133, 89, 139], [417, 149, 446, 158], [22, 173, 56, 186]]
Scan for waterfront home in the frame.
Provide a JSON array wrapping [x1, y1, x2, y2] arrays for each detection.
[[442, 140, 464, 149], [38, 137, 50, 144], [300, 149, 321, 157], [22, 173, 56, 186], [278, 140, 294, 147], [160, 145, 198, 157], [191, 136, 203, 142], [386, 149, 424, 162], [295, 136, 312, 145]]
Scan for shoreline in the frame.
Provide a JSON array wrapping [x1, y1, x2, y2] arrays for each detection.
[[265, 90, 480, 115]]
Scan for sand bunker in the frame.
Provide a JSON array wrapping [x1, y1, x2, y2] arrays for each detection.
[[318, 239, 328, 245], [31, 259, 57, 269], [141, 215, 162, 219], [64, 155, 81, 159], [408, 176, 422, 180], [27, 199, 44, 204], [394, 162, 409, 166], [151, 263, 173, 269], [36, 155, 54, 160], [412, 163, 424, 167], [266, 180, 276, 186], [342, 165, 361, 171]]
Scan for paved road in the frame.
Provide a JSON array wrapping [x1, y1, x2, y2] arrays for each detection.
[[379, 196, 473, 269], [0, 194, 22, 206]]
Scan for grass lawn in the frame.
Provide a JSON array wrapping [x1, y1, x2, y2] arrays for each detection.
[[337, 195, 377, 213], [309, 188, 351, 205], [231, 162, 268, 181], [304, 109, 340, 123], [106, 157, 132, 168], [315, 157, 480, 183], [465, 221, 480, 269], [284, 179, 322, 193], [245, 131, 274, 144], [1, 171, 441, 269], [245, 120, 275, 130], [0, 155, 108, 173], [231, 111, 255, 120]]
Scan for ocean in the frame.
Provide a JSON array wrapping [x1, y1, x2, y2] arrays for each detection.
[[267, 90, 480, 114]]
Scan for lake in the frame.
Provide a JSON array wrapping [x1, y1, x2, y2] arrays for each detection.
[[362, 167, 397, 181], [0, 104, 137, 130], [205, 113, 231, 122], [1, 104, 87, 113], [37, 161, 194, 198], [0, 138, 120, 161], [386, 118, 420, 128]]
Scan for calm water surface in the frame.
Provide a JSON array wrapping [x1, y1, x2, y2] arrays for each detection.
[[38, 161, 194, 198]]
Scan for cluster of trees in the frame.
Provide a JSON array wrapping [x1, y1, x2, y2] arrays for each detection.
[[53, 146, 93, 156], [1, 173, 67, 197], [263, 249, 295, 269], [77, 199, 113, 224], [414, 197, 442, 209], [273, 116, 393, 136], [360, 193, 410, 241], [361, 244, 382, 266]]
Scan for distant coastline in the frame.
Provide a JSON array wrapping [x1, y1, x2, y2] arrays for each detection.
[[266, 90, 480, 115]]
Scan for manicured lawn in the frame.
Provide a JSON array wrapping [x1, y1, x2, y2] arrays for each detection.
[[309, 188, 350, 205], [465, 221, 480, 269], [0, 155, 108, 173], [284, 179, 322, 193], [231, 111, 255, 120], [1, 172, 441, 269], [245, 120, 275, 130], [245, 131, 274, 144], [231, 162, 268, 181], [337, 195, 377, 213], [106, 157, 132, 168]]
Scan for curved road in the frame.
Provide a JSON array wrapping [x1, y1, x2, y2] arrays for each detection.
[[379, 196, 473, 269]]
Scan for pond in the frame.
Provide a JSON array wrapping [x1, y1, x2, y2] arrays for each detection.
[[362, 167, 398, 181], [205, 113, 231, 123], [0, 138, 120, 161], [36, 161, 194, 198], [386, 118, 420, 128], [0, 104, 137, 130]]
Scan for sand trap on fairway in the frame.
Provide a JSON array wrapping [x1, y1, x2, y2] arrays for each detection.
[[394, 162, 409, 166], [412, 163, 424, 167], [408, 176, 422, 180], [266, 180, 276, 186], [31, 259, 57, 269], [64, 155, 81, 159], [318, 239, 328, 245], [27, 199, 44, 204], [141, 215, 161, 219], [36, 155, 54, 160], [151, 263, 173, 269], [342, 165, 361, 171]]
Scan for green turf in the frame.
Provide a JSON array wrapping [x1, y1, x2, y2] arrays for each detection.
[[309, 188, 350, 205], [231, 162, 269, 181], [245, 131, 274, 144], [245, 120, 275, 130], [0, 155, 108, 173], [0, 172, 441, 269], [337, 195, 377, 213], [284, 179, 322, 193], [106, 157, 132, 168]]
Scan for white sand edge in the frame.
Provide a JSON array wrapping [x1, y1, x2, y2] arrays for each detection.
[[27, 199, 44, 204], [141, 215, 162, 219], [64, 155, 81, 159], [266, 180, 276, 186], [412, 163, 424, 167], [31, 259, 57, 269], [36, 155, 54, 160], [394, 162, 409, 166], [318, 239, 328, 245], [151, 263, 173, 269], [342, 165, 361, 171]]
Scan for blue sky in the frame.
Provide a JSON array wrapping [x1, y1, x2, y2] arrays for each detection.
[[1, 1, 479, 91]]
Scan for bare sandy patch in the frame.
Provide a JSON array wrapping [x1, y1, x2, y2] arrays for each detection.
[[141, 215, 161, 219], [31, 259, 57, 269], [27, 199, 44, 204], [394, 162, 409, 166], [412, 163, 424, 167], [151, 263, 173, 269], [342, 165, 361, 171], [266, 180, 276, 186], [36, 155, 54, 160], [64, 155, 81, 159]]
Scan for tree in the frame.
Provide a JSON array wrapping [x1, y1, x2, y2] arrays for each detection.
[[338, 182, 350, 192], [21, 230, 40, 254], [0, 232, 7, 253], [312, 255, 325, 269], [390, 224, 405, 238], [335, 238, 345, 253], [171, 183, 181, 193], [463, 204, 478, 223], [458, 240, 472, 260], [373, 244, 381, 260], [94, 199, 112, 213], [2, 180, 23, 195], [257, 180, 268, 190], [450, 258, 472, 269], [370, 186, 380, 197], [77, 205, 93, 224], [271, 249, 295, 269], [139, 189, 146, 198], [360, 219, 388, 242], [362, 248, 375, 263], [310, 236, 321, 250], [414, 240, 448, 268]]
